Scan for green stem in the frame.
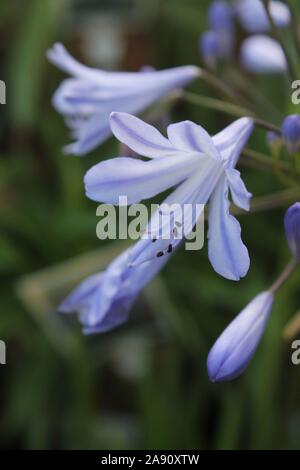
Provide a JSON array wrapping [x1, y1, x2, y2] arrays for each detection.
[[232, 187, 300, 215], [262, 0, 297, 81], [181, 91, 254, 118], [286, 0, 300, 58], [197, 67, 249, 107], [269, 258, 298, 294], [181, 91, 281, 133]]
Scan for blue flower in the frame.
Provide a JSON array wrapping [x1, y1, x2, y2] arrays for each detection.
[[235, 0, 291, 33], [59, 244, 168, 334], [47, 43, 199, 156], [284, 202, 300, 260], [208, 1, 233, 31], [206, 1, 235, 59], [84, 112, 254, 280], [281, 115, 300, 154], [200, 31, 220, 69], [240, 35, 287, 73], [207, 291, 274, 382]]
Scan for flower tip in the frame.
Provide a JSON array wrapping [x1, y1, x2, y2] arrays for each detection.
[[284, 202, 300, 260], [281, 114, 300, 154], [207, 291, 273, 383]]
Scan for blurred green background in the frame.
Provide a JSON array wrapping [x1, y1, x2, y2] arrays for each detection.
[[0, 0, 300, 450]]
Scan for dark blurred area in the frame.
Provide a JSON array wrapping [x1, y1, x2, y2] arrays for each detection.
[[0, 0, 300, 450]]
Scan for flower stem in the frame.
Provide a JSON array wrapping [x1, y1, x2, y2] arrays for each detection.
[[181, 91, 281, 133], [181, 91, 254, 118], [269, 258, 298, 294], [262, 0, 297, 82], [286, 0, 300, 58], [197, 67, 248, 106]]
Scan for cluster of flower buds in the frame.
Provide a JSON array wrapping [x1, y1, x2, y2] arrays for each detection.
[[200, 0, 290, 74]]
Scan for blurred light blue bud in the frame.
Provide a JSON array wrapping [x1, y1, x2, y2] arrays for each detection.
[[281, 114, 300, 154], [240, 35, 287, 74], [208, 0, 234, 31], [207, 291, 274, 382], [235, 0, 291, 33], [200, 30, 220, 68], [284, 202, 300, 260]]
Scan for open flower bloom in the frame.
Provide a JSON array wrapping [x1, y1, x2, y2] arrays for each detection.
[[47, 43, 199, 156], [59, 242, 168, 334], [240, 35, 287, 73], [207, 291, 274, 382], [235, 0, 291, 33], [85, 112, 254, 280]]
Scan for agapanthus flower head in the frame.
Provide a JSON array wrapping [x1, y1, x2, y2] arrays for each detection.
[[235, 0, 291, 33], [47, 43, 199, 156], [59, 242, 168, 334], [200, 31, 220, 69], [284, 202, 300, 261], [240, 35, 287, 73], [281, 114, 300, 154], [85, 112, 253, 281], [207, 291, 274, 382]]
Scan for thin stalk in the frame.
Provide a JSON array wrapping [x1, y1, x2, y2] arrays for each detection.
[[197, 67, 250, 107], [232, 187, 300, 215], [286, 0, 300, 58], [262, 0, 297, 81], [269, 258, 298, 294], [181, 91, 281, 133], [181, 91, 255, 118], [242, 148, 289, 172]]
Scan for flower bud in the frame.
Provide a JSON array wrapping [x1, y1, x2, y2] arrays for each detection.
[[208, 1, 233, 31], [207, 291, 274, 382], [284, 202, 300, 260], [281, 114, 300, 154], [200, 31, 220, 69], [235, 0, 291, 34], [240, 36, 287, 74]]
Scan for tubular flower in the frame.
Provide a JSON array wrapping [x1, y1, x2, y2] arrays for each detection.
[[47, 43, 199, 156], [85, 112, 254, 281], [59, 243, 168, 334]]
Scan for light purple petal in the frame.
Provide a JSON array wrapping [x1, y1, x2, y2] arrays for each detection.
[[207, 291, 273, 381], [84, 153, 200, 204], [130, 158, 222, 265], [110, 112, 177, 158], [167, 120, 221, 160], [213, 117, 254, 167], [58, 272, 103, 314], [208, 175, 250, 280], [226, 168, 252, 210]]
